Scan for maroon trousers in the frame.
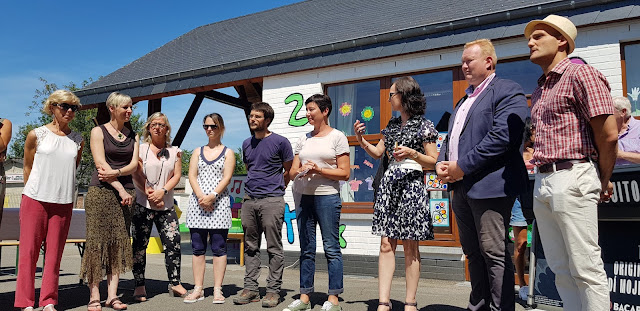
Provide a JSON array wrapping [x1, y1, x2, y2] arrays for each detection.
[[14, 195, 72, 308]]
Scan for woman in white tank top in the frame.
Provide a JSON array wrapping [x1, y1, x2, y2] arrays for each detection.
[[14, 90, 84, 311]]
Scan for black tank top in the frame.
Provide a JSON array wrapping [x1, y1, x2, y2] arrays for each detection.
[[89, 124, 135, 189]]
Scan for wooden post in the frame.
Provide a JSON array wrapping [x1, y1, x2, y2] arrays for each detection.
[[172, 94, 205, 147], [148, 98, 162, 117]]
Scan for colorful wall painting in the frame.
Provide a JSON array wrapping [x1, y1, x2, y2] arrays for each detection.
[[285, 93, 309, 127], [425, 172, 447, 191], [429, 199, 449, 227]]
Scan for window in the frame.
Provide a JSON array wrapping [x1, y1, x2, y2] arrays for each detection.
[[327, 80, 381, 136], [495, 59, 543, 96], [339, 146, 379, 203], [623, 42, 640, 116], [409, 70, 454, 128]]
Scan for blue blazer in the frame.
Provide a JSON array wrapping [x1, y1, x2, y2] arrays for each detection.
[[437, 77, 529, 199]]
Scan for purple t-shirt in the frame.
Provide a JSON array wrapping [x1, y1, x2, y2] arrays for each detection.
[[617, 117, 640, 166], [242, 132, 294, 198]]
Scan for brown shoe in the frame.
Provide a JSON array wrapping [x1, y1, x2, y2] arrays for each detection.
[[233, 289, 260, 305], [261, 292, 280, 308]]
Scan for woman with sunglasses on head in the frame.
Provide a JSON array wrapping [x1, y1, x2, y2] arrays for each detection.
[[354, 77, 437, 311], [130, 112, 186, 302], [14, 91, 84, 311], [183, 113, 235, 304], [81, 92, 139, 311]]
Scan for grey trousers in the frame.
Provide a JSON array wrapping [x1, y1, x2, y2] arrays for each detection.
[[241, 196, 285, 293], [451, 184, 515, 311]]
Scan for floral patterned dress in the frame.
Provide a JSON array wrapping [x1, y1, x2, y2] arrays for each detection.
[[372, 115, 436, 241]]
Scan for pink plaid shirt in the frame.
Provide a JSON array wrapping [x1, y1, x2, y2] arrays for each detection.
[[531, 58, 614, 165]]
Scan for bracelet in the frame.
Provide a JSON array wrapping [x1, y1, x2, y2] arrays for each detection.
[[117, 169, 121, 177], [212, 191, 218, 197], [320, 167, 324, 174]]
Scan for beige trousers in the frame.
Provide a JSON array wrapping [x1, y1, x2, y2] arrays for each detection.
[[533, 162, 609, 311]]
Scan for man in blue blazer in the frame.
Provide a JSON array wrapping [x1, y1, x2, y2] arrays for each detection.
[[436, 39, 528, 311]]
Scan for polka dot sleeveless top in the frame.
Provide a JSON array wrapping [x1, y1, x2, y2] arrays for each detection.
[[186, 146, 231, 229]]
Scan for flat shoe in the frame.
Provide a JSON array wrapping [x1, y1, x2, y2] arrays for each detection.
[[87, 300, 102, 311], [105, 298, 127, 310]]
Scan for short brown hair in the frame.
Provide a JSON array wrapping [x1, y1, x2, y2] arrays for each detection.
[[394, 76, 426, 117], [251, 102, 275, 126]]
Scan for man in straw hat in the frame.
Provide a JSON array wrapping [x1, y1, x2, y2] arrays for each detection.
[[525, 14, 618, 309]]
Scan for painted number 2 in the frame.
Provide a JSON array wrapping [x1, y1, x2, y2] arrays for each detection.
[[285, 93, 308, 127]]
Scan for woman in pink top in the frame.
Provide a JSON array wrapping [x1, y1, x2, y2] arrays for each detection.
[[131, 112, 186, 302], [15, 90, 84, 311]]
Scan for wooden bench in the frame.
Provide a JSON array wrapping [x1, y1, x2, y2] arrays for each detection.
[[0, 208, 87, 275]]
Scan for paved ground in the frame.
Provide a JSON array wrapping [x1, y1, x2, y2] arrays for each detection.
[[0, 243, 534, 311]]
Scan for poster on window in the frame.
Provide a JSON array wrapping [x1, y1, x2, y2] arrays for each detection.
[[429, 199, 449, 227], [425, 172, 447, 191]]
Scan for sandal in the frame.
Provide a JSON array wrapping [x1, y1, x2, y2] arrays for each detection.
[[378, 301, 392, 310], [87, 300, 102, 311], [43, 305, 56, 311], [105, 298, 127, 310], [405, 301, 418, 310], [183, 285, 205, 304], [212, 286, 225, 304]]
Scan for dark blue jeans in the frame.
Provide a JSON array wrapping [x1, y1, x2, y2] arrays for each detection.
[[296, 193, 343, 295]]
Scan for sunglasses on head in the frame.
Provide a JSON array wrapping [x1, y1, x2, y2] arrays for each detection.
[[203, 124, 219, 130], [53, 103, 79, 112]]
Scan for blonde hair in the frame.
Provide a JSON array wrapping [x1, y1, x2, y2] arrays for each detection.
[[464, 39, 498, 69], [142, 112, 172, 145], [106, 91, 132, 109], [43, 90, 81, 115]]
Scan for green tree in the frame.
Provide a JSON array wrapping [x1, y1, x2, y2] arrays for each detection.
[[180, 147, 246, 176], [10, 77, 144, 188], [234, 147, 247, 175]]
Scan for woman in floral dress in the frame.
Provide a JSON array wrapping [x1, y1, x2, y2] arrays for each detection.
[[354, 76, 438, 311]]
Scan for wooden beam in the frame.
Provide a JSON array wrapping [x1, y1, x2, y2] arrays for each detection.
[[200, 90, 251, 110], [172, 93, 205, 147], [148, 98, 162, 117]]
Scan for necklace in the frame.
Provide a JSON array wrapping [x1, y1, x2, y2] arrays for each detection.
[[109, 122, 125, 140], [143, 144, 167, 187]]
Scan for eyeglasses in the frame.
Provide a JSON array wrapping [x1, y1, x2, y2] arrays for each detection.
[[149, 123, 167, 128], [389, 92, 398, 100], [203, 124, 219, 130], [53, 103, 79, 112]]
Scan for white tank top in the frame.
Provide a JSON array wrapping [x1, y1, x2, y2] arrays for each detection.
[[23, 126, 83, 204]]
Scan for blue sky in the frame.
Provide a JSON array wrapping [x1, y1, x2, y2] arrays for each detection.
[[0, 0, 302, 155]]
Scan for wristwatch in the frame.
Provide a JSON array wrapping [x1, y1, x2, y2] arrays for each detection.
[[411, 151, 419, 159], [162, 187, 168, 194]]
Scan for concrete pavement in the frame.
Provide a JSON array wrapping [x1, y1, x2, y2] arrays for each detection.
[[0, 243, 533, 311]]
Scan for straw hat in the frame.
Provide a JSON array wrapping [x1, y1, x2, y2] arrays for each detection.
[[524, 15, 577, 54]]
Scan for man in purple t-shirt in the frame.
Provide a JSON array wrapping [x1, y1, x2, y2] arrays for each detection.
[[233, 102, 293, 308], [614, 96, 640, 165]]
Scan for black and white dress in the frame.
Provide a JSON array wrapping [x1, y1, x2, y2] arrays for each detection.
[[186, 146, 231, 229], [372, 116, 436, 241]]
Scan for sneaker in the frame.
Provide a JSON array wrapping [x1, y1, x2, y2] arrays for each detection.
[[262, 292, 281, 308], [282, 299, 311, 311], [321, 301, 342, 311], [233, 289, 261, 305], [519, 286, 529, 300]]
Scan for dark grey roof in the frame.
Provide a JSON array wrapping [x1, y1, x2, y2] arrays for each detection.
[[77, 0, 638, 104]]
